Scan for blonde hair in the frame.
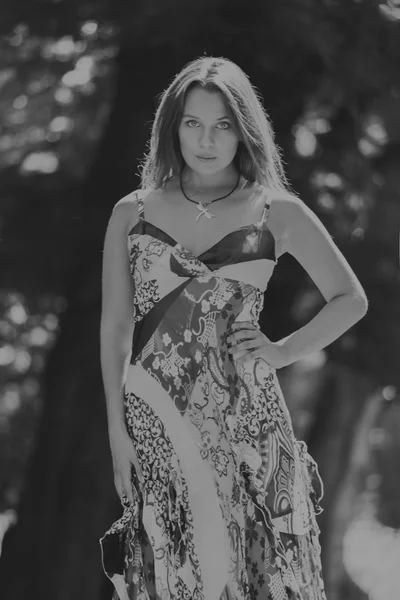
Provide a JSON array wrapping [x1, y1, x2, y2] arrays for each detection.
[[139, 56, 291, 192]]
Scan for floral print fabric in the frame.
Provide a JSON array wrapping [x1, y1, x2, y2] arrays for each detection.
[[100, 187, 327, 600]]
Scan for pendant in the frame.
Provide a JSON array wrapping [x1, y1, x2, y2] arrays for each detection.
[[195, 202, 216, 221]]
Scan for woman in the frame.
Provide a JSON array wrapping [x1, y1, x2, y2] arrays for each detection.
[[100, 56, 368, 600]]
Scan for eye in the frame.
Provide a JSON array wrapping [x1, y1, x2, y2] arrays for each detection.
[[185, 120, 199, 127], [217, 122, 231, 130]]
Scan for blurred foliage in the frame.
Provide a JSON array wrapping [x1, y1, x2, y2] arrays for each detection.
[[0, 291, 65, 510]]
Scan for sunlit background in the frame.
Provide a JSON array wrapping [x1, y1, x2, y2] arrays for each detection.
[[0, 1, 400, 599]]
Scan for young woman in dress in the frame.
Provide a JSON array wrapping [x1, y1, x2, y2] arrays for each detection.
[[100, 56, 368, 600]]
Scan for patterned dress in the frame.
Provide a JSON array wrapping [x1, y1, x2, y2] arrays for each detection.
[[100, 187, 327, 600]]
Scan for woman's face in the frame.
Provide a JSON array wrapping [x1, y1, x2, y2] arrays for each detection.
[[178, 87, 240, 174]]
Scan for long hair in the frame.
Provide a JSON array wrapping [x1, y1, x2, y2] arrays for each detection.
[[139, 56, 291, 192]]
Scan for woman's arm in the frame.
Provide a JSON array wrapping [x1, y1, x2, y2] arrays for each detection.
[[272, 194, 368, 365], [100, 193, 139, 433]]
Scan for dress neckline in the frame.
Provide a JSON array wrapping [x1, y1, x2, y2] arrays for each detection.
[[128, 186, 274, 260], [127, 217, 276, 262]]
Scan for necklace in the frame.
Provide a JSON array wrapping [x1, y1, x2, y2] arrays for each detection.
[[180, 168, 242, 221]]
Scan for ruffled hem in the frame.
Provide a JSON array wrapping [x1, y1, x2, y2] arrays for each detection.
[[99, 450, 326, 600]]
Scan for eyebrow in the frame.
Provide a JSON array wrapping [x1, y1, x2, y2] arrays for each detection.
[[182, 114, 231, 120]]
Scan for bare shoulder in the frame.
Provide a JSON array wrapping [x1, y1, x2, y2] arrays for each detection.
[[112, 188, 154, 235], [268, 191, 324, 247], [268, 190, 308, 228]]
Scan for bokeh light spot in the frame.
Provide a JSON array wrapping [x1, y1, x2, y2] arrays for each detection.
[[21, 152, 59, 174], [293, 125, 317, 157]]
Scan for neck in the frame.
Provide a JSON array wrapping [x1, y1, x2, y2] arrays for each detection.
[[181, 165, 239, 191]]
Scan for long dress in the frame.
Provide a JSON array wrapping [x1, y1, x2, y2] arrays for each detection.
[[100, 186, 327, 600]]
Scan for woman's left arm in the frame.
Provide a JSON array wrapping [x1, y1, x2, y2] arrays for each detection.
[[228, 194, 368, 368], [273, 194, 368, 366]]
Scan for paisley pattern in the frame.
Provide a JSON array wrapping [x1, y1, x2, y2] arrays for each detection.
[[100, 187, 327, 600]]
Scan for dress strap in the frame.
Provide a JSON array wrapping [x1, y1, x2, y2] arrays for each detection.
[[260, 189, 271, 224], [135, 190, 145, 221]]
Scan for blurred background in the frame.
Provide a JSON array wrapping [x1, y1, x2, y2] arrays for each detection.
[[0, 1, 400, 599]]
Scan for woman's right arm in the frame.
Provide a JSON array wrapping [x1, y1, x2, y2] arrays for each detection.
[[100, 193, 143, 500]]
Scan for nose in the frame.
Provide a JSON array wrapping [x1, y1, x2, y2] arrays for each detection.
[[199, 127, 215, 148]]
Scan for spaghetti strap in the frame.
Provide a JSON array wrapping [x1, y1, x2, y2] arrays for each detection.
[[135, 190, 145, 221], [260, 189, 271, 225]]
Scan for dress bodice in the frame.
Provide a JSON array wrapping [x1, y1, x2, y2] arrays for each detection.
[[127, 187, 278, 299]]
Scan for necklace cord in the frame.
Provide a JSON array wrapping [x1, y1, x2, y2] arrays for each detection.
[[180, 166, 241, 207]]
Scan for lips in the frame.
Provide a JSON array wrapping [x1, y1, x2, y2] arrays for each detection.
[[197, 155, 216, 159]]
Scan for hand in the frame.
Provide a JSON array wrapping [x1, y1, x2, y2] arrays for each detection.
[[226, 321, 290, 369], [108, 425, 144, 504]]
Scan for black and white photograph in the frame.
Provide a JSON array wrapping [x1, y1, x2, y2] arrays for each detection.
[[0, 2, 400, 600]]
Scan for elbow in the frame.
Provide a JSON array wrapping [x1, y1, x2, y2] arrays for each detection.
[[354, 287, 369, 312], [351, 293, 369, 318], [331, 291, 369, 318]]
